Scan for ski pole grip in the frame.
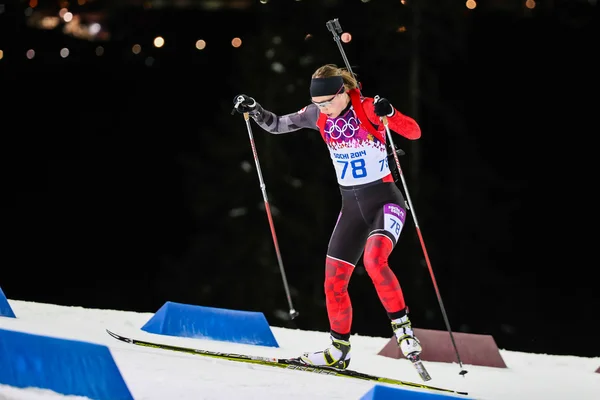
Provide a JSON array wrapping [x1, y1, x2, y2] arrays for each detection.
[[231, 96, 245, 115], [374, 96, 389, 126], [326, 18, 342, 36]]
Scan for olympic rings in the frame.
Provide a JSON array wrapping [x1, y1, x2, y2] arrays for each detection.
[[324, 116, 360, 139]]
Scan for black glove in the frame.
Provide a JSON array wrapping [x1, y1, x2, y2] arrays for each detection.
[[373, 96, 395, 117], [232, 94, 257, 115]]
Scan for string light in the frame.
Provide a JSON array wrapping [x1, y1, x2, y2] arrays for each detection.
[[11, 0, 560, 64], [153, 36, 165, 48], [195, 40, 207, 50], [89, 23, 101, 35]]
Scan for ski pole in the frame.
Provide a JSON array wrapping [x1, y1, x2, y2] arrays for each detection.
[[381, 112, 467, 376], [326, 18, 467, 376], [325, 19, 406, 161], [234, 96, 299, 320]]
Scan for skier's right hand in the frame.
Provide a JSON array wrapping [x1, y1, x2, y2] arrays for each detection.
[[232, 94, 257, 114]]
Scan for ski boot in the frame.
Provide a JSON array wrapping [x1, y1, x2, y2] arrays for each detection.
[[392, 314, 431, 381], [299, 334, 351, 369], [392, 314, 422, 360]]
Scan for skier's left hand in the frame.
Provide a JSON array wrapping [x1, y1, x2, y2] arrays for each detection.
[[374, 97, 395, 117], [232, 94, 257, 114]]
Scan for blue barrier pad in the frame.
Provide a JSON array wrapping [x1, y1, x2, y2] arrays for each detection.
[[0, 328, 134, 400], [361, 384, 473, 400], [141, 301, 279, 347], [0, 287, 16, 318]]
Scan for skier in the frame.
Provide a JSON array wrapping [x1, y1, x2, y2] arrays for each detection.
[[233, 63, 422, 369]]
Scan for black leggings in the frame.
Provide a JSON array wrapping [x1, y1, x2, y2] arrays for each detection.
[[327, 181, 407, 265]]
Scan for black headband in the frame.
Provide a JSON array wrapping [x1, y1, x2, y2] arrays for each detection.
[[310, 76, 344, 97]]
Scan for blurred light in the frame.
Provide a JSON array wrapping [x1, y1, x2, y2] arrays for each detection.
[[0, 50, 3, 60], [361, 0, 370, 3], [304, 34, 312, 40], [272, 36, 282, 45], [397, 26, 407, 33], [153, 36, 165, 48], [29, 0, 38, 7], [466, 0, 476, 9], [63, 12, 73, 22], [77, 0, 86, 4], [195, 39, 206, 50], [229, 208, 247, 218], [400, 0, 406, 4], [95, 46, 104, 56], [63, 15, 92, 40], [259, 0, 268, 3], [132, 44, 142, 54], [145, 57, 155, 67], [60, 48, 69, 58], [89, 23, 101, 35], [58, 8, 68, 18], [231, 37, 242, 48], [265, 48, 275, 59], [24, 7, 33, 16], [26, 49, 35, 59], [341, 32, 352, 43], [525, 0, 536, 9], [271, 62, 285, 73], [299, 55, 314, 66], [39, 16, 60, 29], [241, 161, 251, 173]]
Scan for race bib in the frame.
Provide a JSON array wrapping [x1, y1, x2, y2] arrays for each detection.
[[383, 203, 406, 242]]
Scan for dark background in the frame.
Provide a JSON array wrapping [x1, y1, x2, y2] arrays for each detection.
[[1, 0, 598, 358]]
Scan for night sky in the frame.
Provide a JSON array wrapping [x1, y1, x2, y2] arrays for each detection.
[[1, 0, 598, 358]]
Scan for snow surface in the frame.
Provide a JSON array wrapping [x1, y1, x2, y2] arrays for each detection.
[[1, 299, 599, 400]]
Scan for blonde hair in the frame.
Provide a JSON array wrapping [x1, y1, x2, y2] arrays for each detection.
[[312, 64, 359, 91]]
